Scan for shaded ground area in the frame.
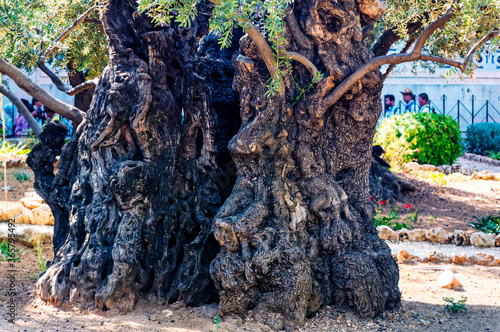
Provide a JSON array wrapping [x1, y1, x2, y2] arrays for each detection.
[[0, 244, 498, 331], [0, 166, 35, 202], [382, 171, 500, 233]]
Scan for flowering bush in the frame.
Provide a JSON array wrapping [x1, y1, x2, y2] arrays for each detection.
[[373, 200, 416, 231], [375, 113, 462, 167]]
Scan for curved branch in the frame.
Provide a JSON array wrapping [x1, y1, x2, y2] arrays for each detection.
[[372, 20, 424, 57], [382, 36, 416, 81], [243, 22, 285, 98], [67, 78, 99, 96], [411, 11, 454, 55], [39, 6, 96, 63], [38, 62, 97, 97], [286, 52, 318, 78], [323, 11, 455, 109], [463, 31, 500, 68], [0, 57, 84, 124], [0, 84, 42, 137]]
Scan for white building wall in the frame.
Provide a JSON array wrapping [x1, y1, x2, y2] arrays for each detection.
[[382, 50, 500, 130]]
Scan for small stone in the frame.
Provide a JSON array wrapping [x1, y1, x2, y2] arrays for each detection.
[[427, 251, 448, 263], [472, 253, 499, 266], [437, 165, 452, 175], [16, 208, 33, 224], [421, 164, 437, 172], [459, 166, 473, 176], [451, 254, 469, 265], [470, 232, 496, 248], [162, 309, 173, 317], [406, 229, 427, 242], [495, 234, 500, 247], [437, 270, 461, 289], [450, 230, 469, 246], [402, 162, 421, 172], [425, 228, 450, 244], [397, 249, 409, 261], [30, 204, 55, 226], [0, 202, 24, 220], [377, 225, 399, 243]]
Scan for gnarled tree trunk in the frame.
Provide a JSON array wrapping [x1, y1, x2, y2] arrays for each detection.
[[29, 0, 400, 330], [210, 1, 400, 330], [30, 0, 222, 310]]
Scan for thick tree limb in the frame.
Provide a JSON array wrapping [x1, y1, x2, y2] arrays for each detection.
[[0, 58, 84, 123], [39, 6, 96, 63], [0, 84, 42, 137], [323, 11, 456, 109], [372, 21, 424, 57], [286, 52, 318, 78], [285, 12, 313, 50]]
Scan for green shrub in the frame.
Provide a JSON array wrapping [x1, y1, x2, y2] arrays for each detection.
[[13, 170, 32, 183], [465, 123, 500, 156], [375, 113, 462, 167], [469, 214, 500, 234]]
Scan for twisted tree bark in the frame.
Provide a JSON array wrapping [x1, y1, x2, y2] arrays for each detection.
[[32, 0, 223, 310], [210, 1, 400, 330], [29, 0, 400, 330]]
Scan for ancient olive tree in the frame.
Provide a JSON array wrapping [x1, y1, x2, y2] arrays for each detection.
[[0, 0, 498, 330]]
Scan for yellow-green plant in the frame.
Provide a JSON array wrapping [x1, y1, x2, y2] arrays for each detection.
[[375, 113, 462, 167]]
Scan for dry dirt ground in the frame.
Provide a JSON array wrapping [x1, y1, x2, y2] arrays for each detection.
[[0, 159, 499, 331], [0, 245, 498, 332]]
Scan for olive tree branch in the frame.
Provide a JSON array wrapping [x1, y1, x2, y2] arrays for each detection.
[[39, 6, 96, 63], [286, 52, 318, 78], [382, 35, 417, 82], [243, 21, 285, 98], [323, 11, 456, 110], [0, 57, 85, 123], [37, 6, 98, 97], [0, 84, 42, 137]]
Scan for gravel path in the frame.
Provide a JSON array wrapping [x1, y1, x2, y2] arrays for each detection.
[[387, 240, 500, 258], [456, 155, 500, 173]]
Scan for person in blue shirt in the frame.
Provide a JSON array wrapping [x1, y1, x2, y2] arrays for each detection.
[[400, 88, 416, 112], [1, 103, 18, 136]]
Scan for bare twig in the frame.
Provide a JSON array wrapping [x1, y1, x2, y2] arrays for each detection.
[[0, 57, 84, 123], [0, 84, 42, 137], [286, 52, 318, 78], [463, 31, 500, 69], [39, 6, 96, 63]]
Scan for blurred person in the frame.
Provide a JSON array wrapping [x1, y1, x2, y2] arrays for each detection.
[[31, 97, 47, 126], [418, 93, 432, 112], [400, 88, 416, 112]]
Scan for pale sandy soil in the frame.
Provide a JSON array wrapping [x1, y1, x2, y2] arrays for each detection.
[[1, 247, 498, 332]]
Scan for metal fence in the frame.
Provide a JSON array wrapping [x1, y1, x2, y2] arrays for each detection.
[[382, 95, 500, 131]]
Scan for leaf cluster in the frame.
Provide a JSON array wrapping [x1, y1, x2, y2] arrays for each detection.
[[378, 0, 499, 76], [0, 0, 107, 78], [443, 296, 467, 313], [469, 213, 500, 234]]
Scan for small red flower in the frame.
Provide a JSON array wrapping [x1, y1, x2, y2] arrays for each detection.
[[416, 148, 420, 153], [370, 196, 375, 201], [377, 200, 387, 205], [404, 203, 412, 209]]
